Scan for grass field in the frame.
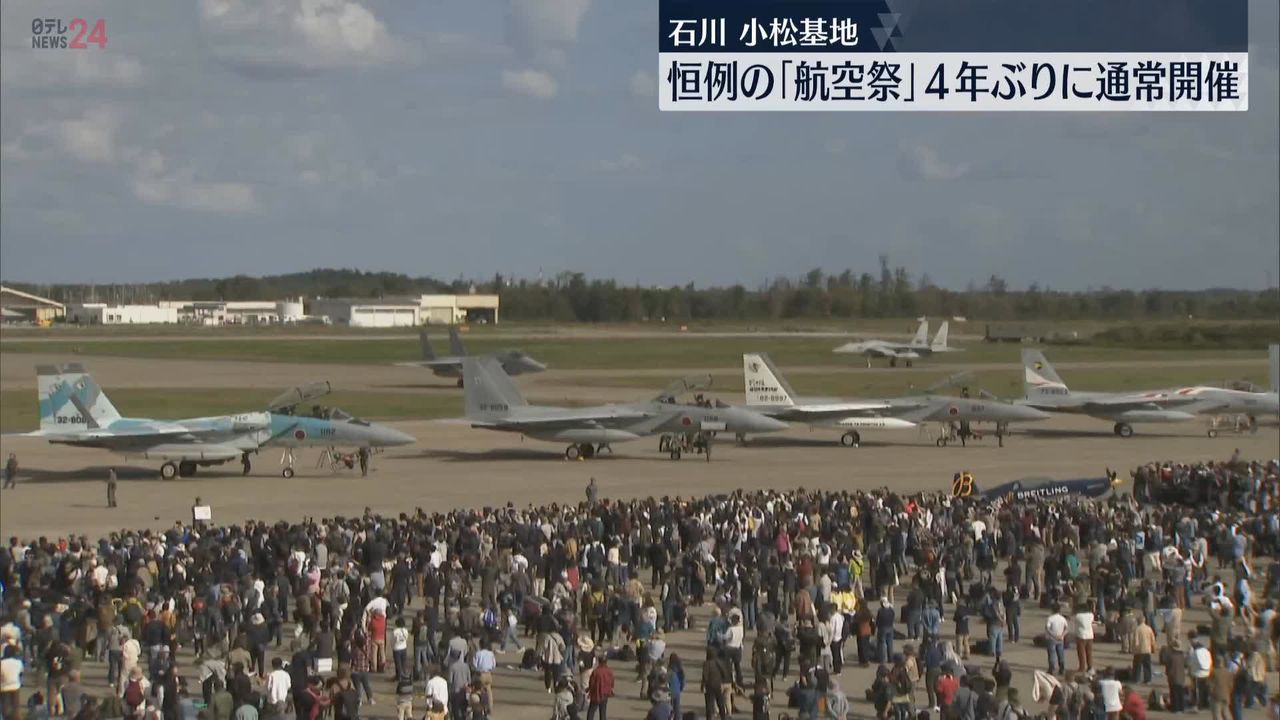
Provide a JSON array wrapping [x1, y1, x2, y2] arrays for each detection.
[[0, 389, 459, 433], [1, 336, 1271, 369]]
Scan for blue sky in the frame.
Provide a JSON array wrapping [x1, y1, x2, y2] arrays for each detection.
[[1, 0, 1276, 290]]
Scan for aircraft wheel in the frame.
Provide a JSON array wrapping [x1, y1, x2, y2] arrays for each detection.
[[160, 462, 178, 480], [840, 431, 861, 447], [282, 467, 295, 479], [565, 445, 581, 461], [1207, 429, 1218, 438], [889, 358, 897, 368], [579, 443, 595, 459], [456, 378, 464, 388], [936, 437, 947, 447], [669, 448, 682, 460], [1114, 422, 1134, 438], [906, 360, 914, 368], [178, 461, 197, 477]]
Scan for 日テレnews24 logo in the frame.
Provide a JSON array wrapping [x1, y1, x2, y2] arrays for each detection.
[[31, 18, 107, 49]]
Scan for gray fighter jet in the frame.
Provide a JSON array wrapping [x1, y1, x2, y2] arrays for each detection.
[[1018, 349, 1200, 437], [833, 320, 961, 368], [18, 364, 414, 479], [1162, 344, 1280, 435], [742, 352, 1050, 447], [461, 356, 788, 460], [397, 327, 546, 386]]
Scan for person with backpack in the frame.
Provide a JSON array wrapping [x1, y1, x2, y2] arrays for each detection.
[[120, 667, 150, 720]]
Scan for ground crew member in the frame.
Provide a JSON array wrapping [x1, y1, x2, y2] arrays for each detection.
[[106, 468, 118, 508], [2, 453, 16, 489], [358, 447, 370, 477], [586, 477, 598, 504]]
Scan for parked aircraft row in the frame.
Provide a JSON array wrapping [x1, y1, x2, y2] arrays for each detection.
[[12, 339, 1277, 476]]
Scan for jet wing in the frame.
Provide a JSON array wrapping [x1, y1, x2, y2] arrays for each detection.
[[475, 408, 655, 431], [1081, 393, 1199, 412], [394, 360, 461, 369], [781, 402, 895, 421], [35, 426, 196, 444]]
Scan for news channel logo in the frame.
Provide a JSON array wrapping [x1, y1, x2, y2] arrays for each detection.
[[31, 18, 107, 49]]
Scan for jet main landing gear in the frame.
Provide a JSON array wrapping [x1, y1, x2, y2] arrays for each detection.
[[1113, 422, 1134, 438], [565, 443, 597, 460], [840, 431, 861, 447], [161, 462, 178, 480]]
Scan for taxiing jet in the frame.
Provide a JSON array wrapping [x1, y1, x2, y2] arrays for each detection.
[[1163, 344, 1280, 435], [461, 356, 788, 460], [20, 364, 415, 479], [949, 468, 1122, 501], [833, 320, 961, 367], [742, 352, 1049, 447], [1018, 349, 1199, 437], [397, 327, 546, 386]]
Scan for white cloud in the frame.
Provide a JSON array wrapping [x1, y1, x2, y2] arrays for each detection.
[[20, 106, 123, 163], [502, 68, 558, 99], [199, 0, 408, 73], [506, 0, 590, 62], [131, 164, 258, 214], [629, 70, 656, 98], [900, 142, 969, 181], [15, 106, 258, 214], [600, 153, 641, 172], [0, 52, 144, 89]]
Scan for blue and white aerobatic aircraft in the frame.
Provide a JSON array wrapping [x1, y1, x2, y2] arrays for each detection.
[[20, 364, 415, 479]]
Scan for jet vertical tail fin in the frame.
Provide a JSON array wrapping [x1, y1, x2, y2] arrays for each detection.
[[743, 353, 798, 407], [1269, 343, 1278, 394], [463, 357, 528, 421], [1022, 349, 1067, 397], [909, 320, 929, 347], [37, 363, 121, 432], [419, 329, 436, 361], [448, 326, 467, 357], [931, 321, 950, 351]]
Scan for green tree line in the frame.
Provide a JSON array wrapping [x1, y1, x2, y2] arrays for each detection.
[[9, 262, 1279, 323]]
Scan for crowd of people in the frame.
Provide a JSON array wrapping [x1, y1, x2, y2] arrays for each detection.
[[0, 458, 1277, 720]]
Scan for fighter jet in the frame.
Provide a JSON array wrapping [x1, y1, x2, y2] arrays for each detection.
[[461, 356, 788, 460], [833, 320, 961, 367], [397, 326, 546, 386], [1163, 344, 1280, 435], [949, 468, 1122, 502], [742, 352, 1049, 447], [19, 364, 415, 479], [1018, 349, 1200, 437]]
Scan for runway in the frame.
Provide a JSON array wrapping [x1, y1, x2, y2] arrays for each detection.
[[2, 412, 1274, 539]]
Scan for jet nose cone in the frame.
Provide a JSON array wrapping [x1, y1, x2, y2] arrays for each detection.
[[527, 359, 548, 372], [374, 425, 416, 447]]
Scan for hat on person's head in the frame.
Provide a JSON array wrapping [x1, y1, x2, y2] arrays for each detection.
[[577, 636, 595, 654]]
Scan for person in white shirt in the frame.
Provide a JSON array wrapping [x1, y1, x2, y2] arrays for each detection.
[[265, 658, 292, 708], [1187, 639, 1213, 709], [426, 671, 449, 709], [0, 645, 23, 720], [1070, 607, 1096, 672], [1097, 671, 1122, 715], [392, 618, 410, 680], [1044, 608, 1069, 675]]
